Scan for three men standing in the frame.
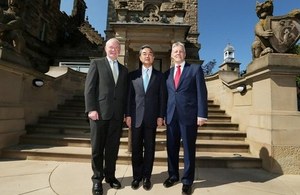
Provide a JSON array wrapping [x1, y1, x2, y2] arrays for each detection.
[[85, 39, 207, 195]]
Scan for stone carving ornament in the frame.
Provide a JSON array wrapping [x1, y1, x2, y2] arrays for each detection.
[[143, 4, 160, 23], [115, 0, 185, 24], [252, 0, 300, 59], [0, 0, 25, 53]]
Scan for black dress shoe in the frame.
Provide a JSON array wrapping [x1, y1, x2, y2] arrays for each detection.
[[182, 184, 192, 195], [163, 177, 179, 188], [105, 177, 121, 189], [143, 178, 151, 190], [131, 179, 141, 190], [92, 183, 103, 195]]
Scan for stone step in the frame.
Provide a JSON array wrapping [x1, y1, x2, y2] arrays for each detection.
[[25, 123, 241, 140], [26, 124, 91, 135], [27, 120, 238, 130], [24, 127, 246, 141], [48, 110, 229, 118], [49, 110, 87, 117], [1, 145, 261, 168], [2, 95, 261, 169], [62, 98, 217, 106], [40, 114, 232, 123], [54, 106, 227, 114], [19, 133, 249, 153]]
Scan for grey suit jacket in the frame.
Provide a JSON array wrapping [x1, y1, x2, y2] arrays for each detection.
[[84, 57, 128, 120]]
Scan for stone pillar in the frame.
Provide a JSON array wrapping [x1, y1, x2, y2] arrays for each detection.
[[246, 53, 300, 174], [115, 32, 126, 66]]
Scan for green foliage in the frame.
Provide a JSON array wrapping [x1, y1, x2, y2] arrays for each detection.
[[297, 75, 300, 87], [289, 42, 300, 54], [295, 43, 300, 54], [202, 59, 216, 76]]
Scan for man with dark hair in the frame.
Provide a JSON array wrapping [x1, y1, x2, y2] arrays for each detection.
[[126, 44, 166, 191]]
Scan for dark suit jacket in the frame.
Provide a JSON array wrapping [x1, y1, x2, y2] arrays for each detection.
[[84, 57, 128, 120], [126, 68, 166, 128], [166, 63, 208, 125]]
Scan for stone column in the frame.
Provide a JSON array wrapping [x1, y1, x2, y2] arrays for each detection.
[[246, 53, 300, 174]]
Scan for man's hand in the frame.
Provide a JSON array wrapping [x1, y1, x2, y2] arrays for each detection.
[[88, 111, 99, 121], [125, 117, 131, 128], [197, 117, 206, 126], [157, 117, 163, 127]]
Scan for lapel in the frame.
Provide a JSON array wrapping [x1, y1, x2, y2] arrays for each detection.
[[167, 63, 190, 90], [133, 69, 144, 93], [167, 67, 176, 90], [147, 68, 156, 91], [104, 58, 115, 84], [137, 67, 156, 94], [115, 61, 121, 85], [177, 63, 190, 89]]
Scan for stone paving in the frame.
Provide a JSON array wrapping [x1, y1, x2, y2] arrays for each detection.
[[0, 159, 300, 195]]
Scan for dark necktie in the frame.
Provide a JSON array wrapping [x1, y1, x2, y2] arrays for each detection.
[[174, 65, 181, 89]]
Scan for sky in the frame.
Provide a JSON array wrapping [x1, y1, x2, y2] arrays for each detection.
[[60, 0, 300, 73]]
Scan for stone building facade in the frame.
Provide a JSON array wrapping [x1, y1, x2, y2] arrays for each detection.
[[106, 0, 202, 72], [0, 0, 103, 72], [0, 0, 201, 72]]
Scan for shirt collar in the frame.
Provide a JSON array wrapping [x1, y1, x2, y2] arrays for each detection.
[[142, 65, 152, 72], [106, 57, 116, 63], [176, 61, 185, 69]]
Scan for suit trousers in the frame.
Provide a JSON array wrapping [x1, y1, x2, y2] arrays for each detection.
[[166, 109, 198, 185], [90, 117, 123, 184], [131, 123, 156, 180]]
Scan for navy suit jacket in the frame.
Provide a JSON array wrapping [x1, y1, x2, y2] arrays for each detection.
[[126, 68, 166, 128], [165, 63, 208, 125]]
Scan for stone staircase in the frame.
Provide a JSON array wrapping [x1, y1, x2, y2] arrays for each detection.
[[1, 95, 262, 168]]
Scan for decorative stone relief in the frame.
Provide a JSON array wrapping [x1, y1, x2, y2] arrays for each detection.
[[161, 1, 184, 12], [115, 1, 128, 9], [251, 0, 300, 59], [143, 4, 159, 23], [115, 1, 186, 24], [130, 13, 143, 23], [128, 2, 143, 11]]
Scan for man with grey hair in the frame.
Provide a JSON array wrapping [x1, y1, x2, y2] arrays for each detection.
[[164, 41, 208, 195], [85, 38, 128, 195]]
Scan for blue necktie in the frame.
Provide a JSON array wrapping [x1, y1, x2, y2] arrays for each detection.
[[143, 69, 149, 92]]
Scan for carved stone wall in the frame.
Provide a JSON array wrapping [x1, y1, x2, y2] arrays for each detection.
[[0, 0, 103, 72], [110, 0, 198, 38], [107, 0, 201, 68]]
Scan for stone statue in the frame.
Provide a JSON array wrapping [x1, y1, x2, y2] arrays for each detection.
[[252, 0, 300, 59], [0, 0, 25, 53]]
